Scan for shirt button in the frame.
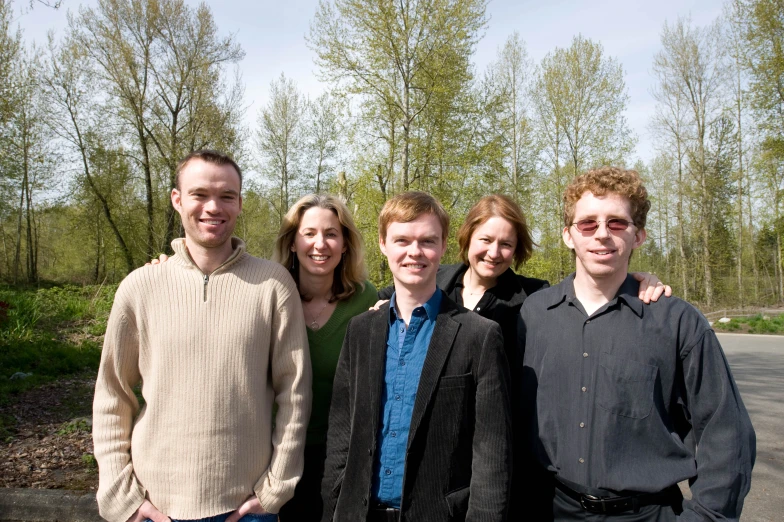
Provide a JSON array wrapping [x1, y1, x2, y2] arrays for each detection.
[[391, 431, 397, 437], [395, 395, 401, 401], [400, 327, 404, 333], [583, 352, 589, 358], [579, 422, 585, 428], [586, 320, 591, 323], [579, 458, 585, 464], [368, 449, 372, 456], [385, 469, 392, 475], [581, 387, 587, 392], [400, 360, 406, 366], [476, 307, 481, 311]]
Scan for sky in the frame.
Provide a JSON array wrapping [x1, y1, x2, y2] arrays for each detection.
[[14, 0, 725, 164]]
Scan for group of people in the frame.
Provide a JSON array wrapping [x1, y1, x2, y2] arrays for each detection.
[[92, 149, 756, 522]]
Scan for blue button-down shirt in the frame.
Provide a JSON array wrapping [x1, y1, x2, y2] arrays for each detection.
[[371, 289, 442, 508]]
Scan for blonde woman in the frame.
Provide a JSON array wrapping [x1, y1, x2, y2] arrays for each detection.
[[273, 195, 377, 521]]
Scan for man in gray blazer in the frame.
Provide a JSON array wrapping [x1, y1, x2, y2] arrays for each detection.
[[320, 191, 512, 522]]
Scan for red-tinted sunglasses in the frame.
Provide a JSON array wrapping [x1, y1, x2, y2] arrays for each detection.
[[571, 218, 633, 233]]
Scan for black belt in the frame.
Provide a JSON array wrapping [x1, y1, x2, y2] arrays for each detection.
[[367, 503, 400, 522], [555, 478, 680, 515]]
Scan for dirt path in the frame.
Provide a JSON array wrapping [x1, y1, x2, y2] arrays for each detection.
[[0, 373, 98, 490]]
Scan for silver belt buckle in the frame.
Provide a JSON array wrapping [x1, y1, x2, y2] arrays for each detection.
[[580, 493, 605, 513]]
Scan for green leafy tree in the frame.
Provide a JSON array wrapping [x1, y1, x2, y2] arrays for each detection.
[[530, 35, 634, 282], [734, 0, 784, 301], [43, 35, 137, 273], [309, 0, 487, 191]]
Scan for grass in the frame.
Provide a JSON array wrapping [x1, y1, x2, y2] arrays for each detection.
[[0, 283, 116, 403], [712, 313, 784, 334]]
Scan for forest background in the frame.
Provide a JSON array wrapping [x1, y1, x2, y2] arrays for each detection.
[[2, 0, 784, 310]]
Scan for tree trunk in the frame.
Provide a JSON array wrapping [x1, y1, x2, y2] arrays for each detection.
[[736, 64, 744, 307], [748, 177, 759, 302], [777, 196, 784, 302], [24, 170, 37, 283], [94, 214, 102, 283], [163, 163, 178, 253], [71, 115, 136, 273], [13, 169, 24, 284], [0, 224, 8, 278], [677, 157, 688, 301], [698, 123, 712, 307], [140, 132, 156, 260], [512, 75, 518, 202]]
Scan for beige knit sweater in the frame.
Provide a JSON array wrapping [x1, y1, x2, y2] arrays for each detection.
[[93, 238, 311, 522]]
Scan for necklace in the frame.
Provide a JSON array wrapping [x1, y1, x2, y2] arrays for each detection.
[[306, 297, 332, 330], [465, 268, 488, 296]]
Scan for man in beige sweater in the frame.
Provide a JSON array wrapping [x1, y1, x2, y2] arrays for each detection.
[[93, 150, 311, 522]]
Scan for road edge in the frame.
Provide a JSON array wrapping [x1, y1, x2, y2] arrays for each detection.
[[0, 488, 101, 522]]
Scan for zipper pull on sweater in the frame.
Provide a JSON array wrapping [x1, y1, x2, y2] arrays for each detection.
[[203, 273, 209, 302]]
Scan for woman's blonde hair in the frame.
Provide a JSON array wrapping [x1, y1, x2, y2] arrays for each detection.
[[273, 194, 368, 301]]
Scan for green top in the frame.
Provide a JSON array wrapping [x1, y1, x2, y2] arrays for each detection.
[[306, 281, 378, 445]]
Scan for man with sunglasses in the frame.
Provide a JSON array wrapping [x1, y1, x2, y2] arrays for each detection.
[[517, 166, 755, 520]]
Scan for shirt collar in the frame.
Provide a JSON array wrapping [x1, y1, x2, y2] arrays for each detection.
[[547, 273, 643, 317], [389, 288, 443, 325], [616, 274, 644, 317]]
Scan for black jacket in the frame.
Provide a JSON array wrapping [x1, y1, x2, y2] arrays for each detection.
[[320, 293, 512, 522], [379, 263, 549, 368]]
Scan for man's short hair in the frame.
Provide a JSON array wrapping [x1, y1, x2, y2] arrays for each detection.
[[175, 149, 242, 190], [378, 191, 450, 241], [563, 166, 651, 229]]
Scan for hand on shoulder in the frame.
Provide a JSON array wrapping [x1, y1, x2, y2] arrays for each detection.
[[144, 254, 169, 267], [632, 272, 672, 304]]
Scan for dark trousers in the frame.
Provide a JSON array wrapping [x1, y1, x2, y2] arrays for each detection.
[[279, 444, 326, 522]]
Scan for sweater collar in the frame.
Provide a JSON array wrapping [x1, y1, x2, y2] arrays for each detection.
[[171, 237, 246, 273]]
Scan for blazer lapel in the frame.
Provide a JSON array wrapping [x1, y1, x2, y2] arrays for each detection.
[[407, 302, 460, 450], [366, 305, 390, 446]]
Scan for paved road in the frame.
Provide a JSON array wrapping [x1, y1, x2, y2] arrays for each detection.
[[718, 333, 784, 522]]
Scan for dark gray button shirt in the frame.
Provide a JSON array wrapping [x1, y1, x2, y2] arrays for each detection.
[[518, 274, 756, 521]]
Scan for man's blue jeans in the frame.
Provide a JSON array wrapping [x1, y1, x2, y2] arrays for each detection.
[[146, 513, 277, 522]]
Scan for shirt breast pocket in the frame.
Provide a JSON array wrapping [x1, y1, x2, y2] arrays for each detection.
[[597, 353, 657, 419]]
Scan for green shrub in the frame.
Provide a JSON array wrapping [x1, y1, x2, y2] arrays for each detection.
[[81, 453, 98, 469], [0, 283, 115, 402], [713, 313, 784, 334]]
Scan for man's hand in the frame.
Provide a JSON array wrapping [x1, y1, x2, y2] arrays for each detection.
[[144, 254, 170, 267], [125, 500, 170, 522], [632, 272, 672, 303], [225, 494, 269, 522]]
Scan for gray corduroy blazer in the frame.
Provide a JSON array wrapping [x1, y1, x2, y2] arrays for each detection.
[[320, 292, 512, 522]]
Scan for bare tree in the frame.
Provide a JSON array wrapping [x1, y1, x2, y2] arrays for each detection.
[[303, 91, 345, 194], [483, 31, 537, 202], [652, 17, 728, 307], [256, 73, 304, 222]]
